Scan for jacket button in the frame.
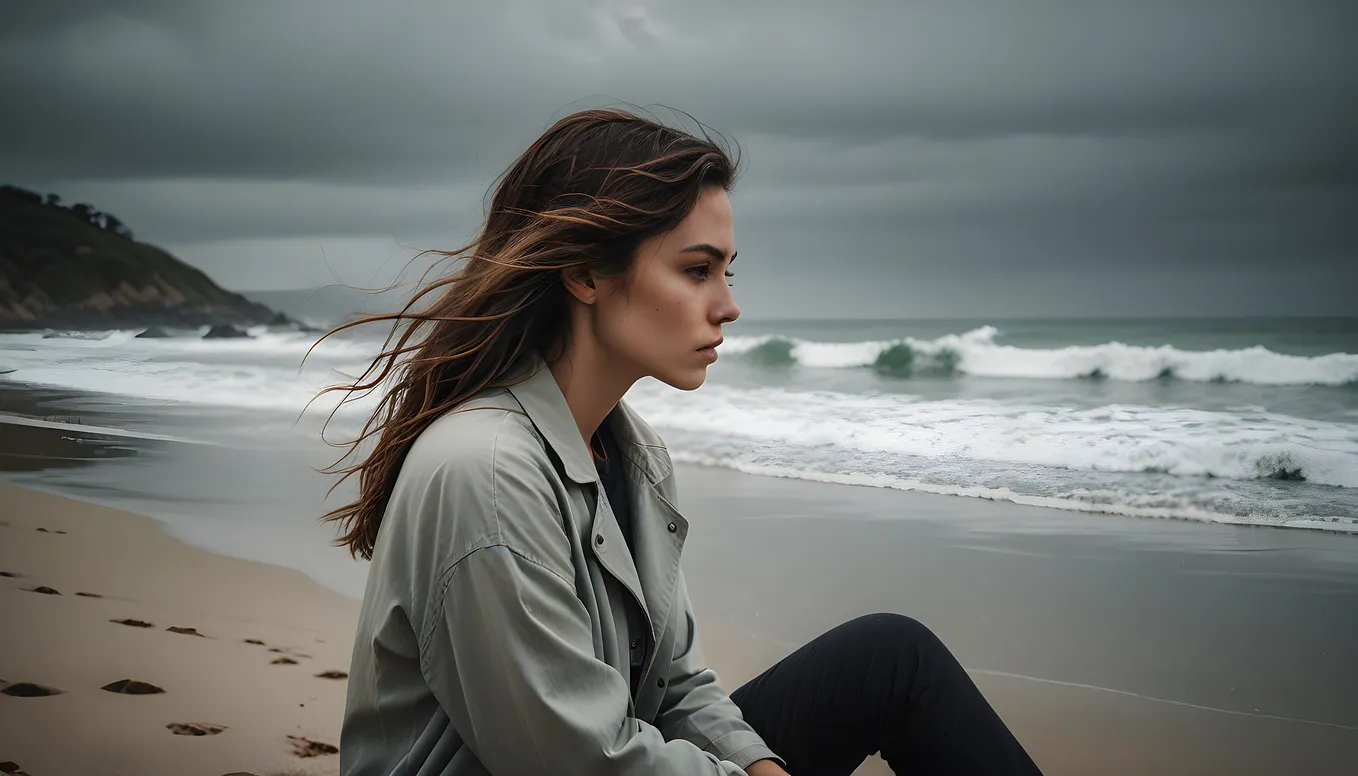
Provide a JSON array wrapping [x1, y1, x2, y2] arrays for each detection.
[[667, 522, 677, 533], [657, 678, 666, 688], [595, 534, 605, 547], [630, 638, 640, 649]]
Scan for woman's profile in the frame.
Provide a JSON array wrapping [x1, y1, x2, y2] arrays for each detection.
[[318, 107, 1043, 775]]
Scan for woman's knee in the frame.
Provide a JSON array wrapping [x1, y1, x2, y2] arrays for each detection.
[[836, 612, 942, 655]]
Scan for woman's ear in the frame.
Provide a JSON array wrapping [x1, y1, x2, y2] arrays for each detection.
[[561, 266, 597, 304]]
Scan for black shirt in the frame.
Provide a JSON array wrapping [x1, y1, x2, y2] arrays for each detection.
[[592, 423, 647, 692], [593, 423, 635, 553]]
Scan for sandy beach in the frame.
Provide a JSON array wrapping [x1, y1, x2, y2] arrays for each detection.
[[3, 455, 1357, 774], [0, 483, 359, 776]]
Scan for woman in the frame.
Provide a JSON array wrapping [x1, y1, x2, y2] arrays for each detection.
[[320, 108, 1043, 775]]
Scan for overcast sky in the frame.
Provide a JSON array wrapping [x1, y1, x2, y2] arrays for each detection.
[[3, 1, 1355, 318]]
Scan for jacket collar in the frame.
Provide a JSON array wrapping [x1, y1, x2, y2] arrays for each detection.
[[505, 354, 674, 486]]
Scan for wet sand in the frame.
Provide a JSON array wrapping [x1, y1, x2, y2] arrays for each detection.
[[678, 465, 1358, 776], [2, 417, 1356, 774]]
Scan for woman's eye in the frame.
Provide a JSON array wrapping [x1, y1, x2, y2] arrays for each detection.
[[686, 265, 710, 280]]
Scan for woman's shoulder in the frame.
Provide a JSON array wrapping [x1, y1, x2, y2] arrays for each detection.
[[401, 388, 552, 486], [388, 388, 574, 570]]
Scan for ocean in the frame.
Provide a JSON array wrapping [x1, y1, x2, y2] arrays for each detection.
[[1, 316, 1355, 597]]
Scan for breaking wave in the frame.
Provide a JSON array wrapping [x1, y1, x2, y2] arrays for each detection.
[[721, 327, 1358, 386]]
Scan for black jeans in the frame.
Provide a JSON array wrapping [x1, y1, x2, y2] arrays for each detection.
[[729, 613, 1043, 776]]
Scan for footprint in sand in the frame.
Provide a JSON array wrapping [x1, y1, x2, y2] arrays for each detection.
[[243, 638, 266, 645], [315, 670, 348, 680], [267, 647, 311, 659], [167, 722, 228, 736], [111, 618, 154, 628], [34, 527, 67, 534], [0, 571, 22, 578], [1, 680, 66, 697], [272, 657, 299, 665], [22, 586, 60, 595], [287, 735, 339, 757], [101, 679, 165, 695], [76, 591, 103, 598], [166, 625, 207, 637], [0, 761, 34, 776]]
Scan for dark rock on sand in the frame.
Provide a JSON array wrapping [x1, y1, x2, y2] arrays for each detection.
[[166, 625, 206, 637], [1, 681, 65, 697], [101, 679, 165, 694], [24, 586, 60, 595]]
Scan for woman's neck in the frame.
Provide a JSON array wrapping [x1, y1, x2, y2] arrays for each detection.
[[545, 337, 638, 448]]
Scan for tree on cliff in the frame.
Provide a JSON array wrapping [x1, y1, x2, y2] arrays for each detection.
[[1, 185, 135, 242]]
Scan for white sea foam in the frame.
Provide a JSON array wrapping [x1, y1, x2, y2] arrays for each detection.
[[9, 328, 374, 358], [0, 329, 381, 416], [625, 381, 1358, 489]]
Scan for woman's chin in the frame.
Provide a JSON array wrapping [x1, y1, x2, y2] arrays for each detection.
[[656, 365, 708, 392]]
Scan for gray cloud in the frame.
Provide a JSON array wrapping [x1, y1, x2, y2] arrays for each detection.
[[3, 0, 1355, 316]]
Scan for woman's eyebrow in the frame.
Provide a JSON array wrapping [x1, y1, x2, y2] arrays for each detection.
[[679, 243, 737, 263]]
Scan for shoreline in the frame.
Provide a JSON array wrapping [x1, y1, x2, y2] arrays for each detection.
[[675, 457, 1358, 536], [6, 393, 1355, 543]]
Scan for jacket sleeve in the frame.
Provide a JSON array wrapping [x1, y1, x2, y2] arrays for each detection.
[[653, 570, 785, 770], [416, 447, 750, 776]]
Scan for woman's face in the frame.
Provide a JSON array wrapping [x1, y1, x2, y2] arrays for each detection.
[[592, 186, 740, 391]]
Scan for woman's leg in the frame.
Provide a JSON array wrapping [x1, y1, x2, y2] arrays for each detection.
[[729, 612, 1042, 776]]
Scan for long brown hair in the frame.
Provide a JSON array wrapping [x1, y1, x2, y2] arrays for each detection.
[[312, 107, 739, 560]]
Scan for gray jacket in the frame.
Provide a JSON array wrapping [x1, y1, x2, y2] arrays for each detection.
[[339, 355, 782, 775]]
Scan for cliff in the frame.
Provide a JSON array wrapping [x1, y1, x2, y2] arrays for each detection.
[[0, 185, 285, 330]]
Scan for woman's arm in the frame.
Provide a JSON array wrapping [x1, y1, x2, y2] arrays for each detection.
[[652, 571, 786, 771]]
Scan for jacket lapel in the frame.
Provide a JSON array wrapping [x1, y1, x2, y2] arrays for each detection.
[[606, 401, 687, 657], [505, 357, 691, 678], [505, 358, 651, 631]]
